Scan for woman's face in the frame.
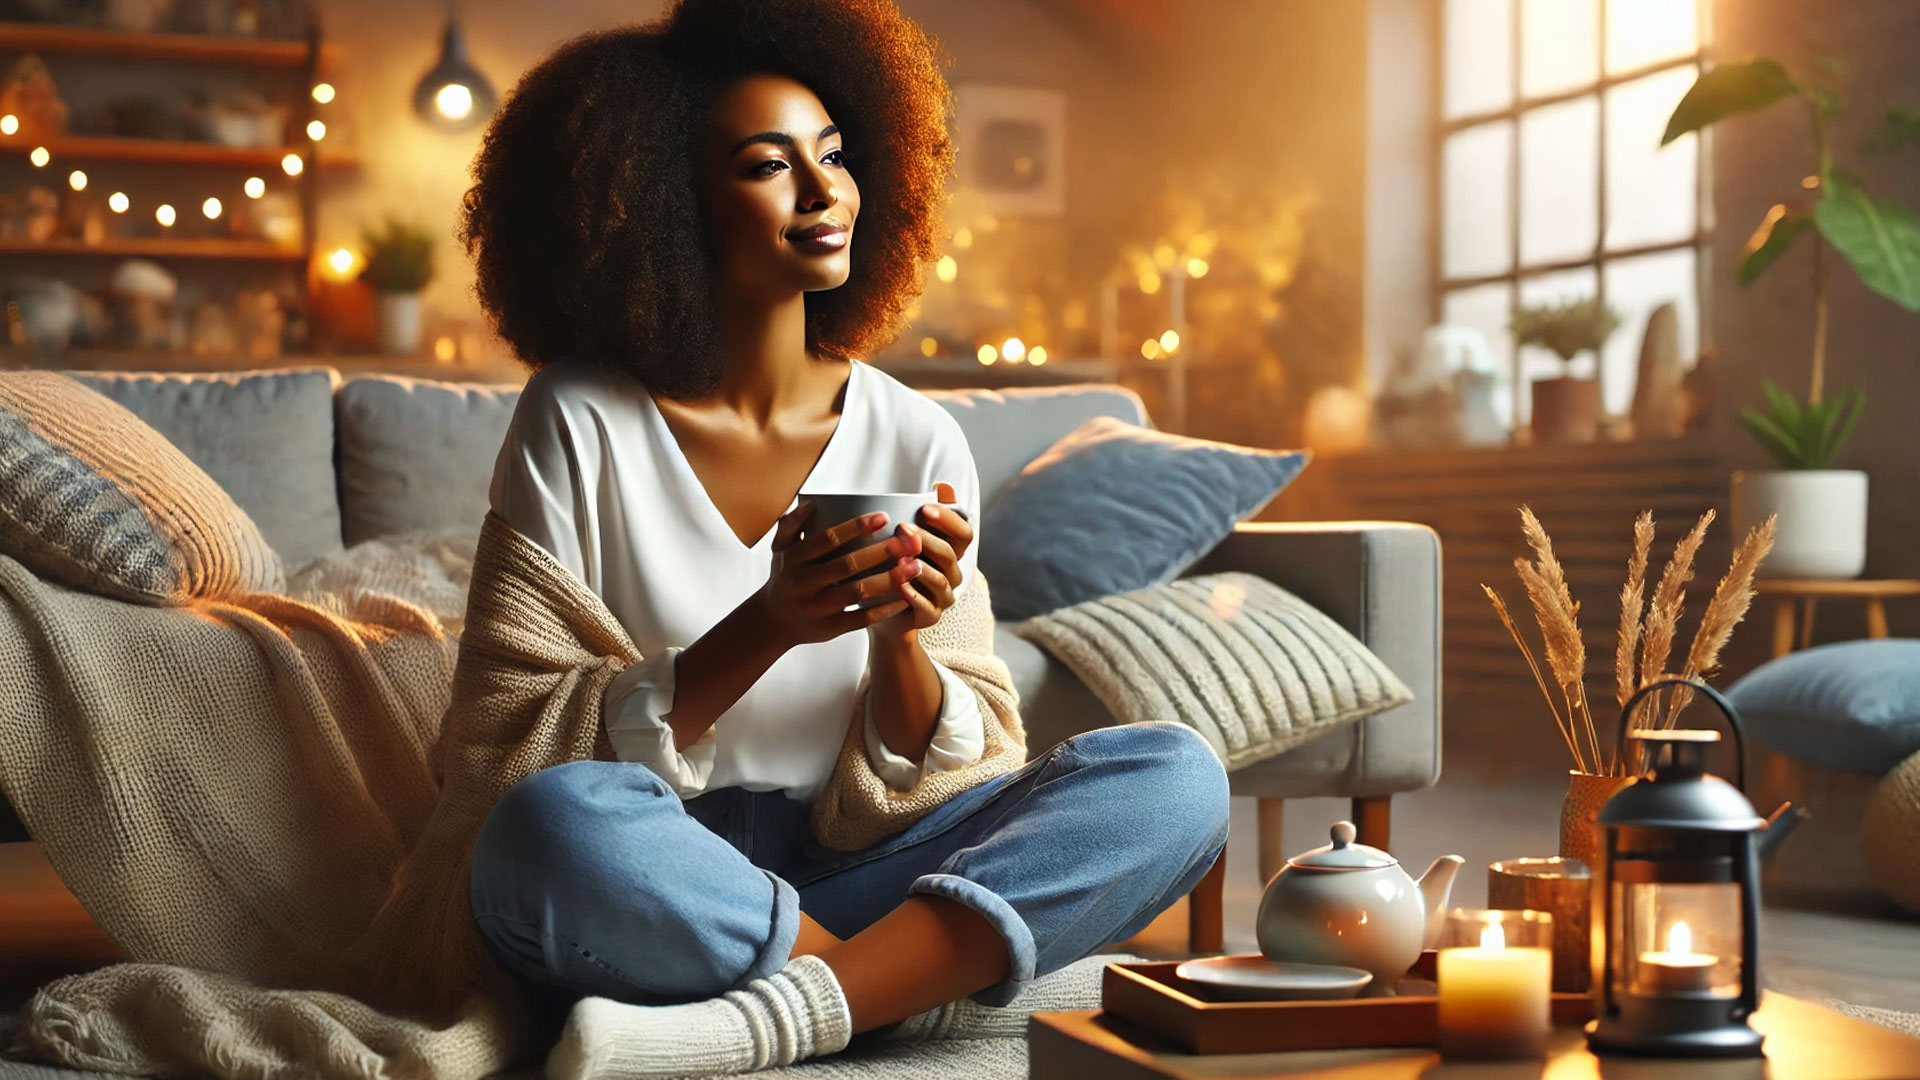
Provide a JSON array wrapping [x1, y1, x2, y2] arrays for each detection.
[[701, 73, 861, 299]]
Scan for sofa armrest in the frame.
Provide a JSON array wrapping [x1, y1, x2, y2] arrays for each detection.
[[1183, 521, 1443, 795]]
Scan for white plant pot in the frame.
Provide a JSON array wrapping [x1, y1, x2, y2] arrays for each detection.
[[1730, 469, 1869, 580], [374, 292, 423, 356]]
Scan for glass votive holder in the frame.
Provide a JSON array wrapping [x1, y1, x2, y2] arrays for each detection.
[[1436, 908, 1553, 1060], [1488, 856, 1591, 992]]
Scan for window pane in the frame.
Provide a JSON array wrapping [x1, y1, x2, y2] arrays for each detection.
[[1517, 267, 1600, 422], [1444, 122, 1514, 279], [1445, 0, 1514, 119], [1521, 0, 1598, 99], [1602, 249, 1699, 418], [1607, 0, 1699, 73], [1442, 283, 1517, 431], [1520, 96, 1598, 266], [1606, 68, 1699, 250]]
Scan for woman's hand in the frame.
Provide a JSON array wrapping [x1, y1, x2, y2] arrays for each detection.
[[871, 481, 974, 638], [755, 501, 916, 649]]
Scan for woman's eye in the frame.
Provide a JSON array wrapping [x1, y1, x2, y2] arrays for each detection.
[[823, 148, 846, 166], [751, 159, 788, 177]]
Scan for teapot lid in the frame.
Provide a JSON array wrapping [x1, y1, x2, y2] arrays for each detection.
[[1287, 821, 1398, 871]]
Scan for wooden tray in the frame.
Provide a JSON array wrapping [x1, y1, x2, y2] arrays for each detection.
[[1102, 953, 1595, 1055]]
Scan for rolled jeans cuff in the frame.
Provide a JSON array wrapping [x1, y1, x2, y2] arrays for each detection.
[[908, 872, 1037, 1008], [746, 868, 803, 985]]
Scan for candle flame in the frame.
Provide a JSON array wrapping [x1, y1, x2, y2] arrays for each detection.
[[1668, 921, 1692, 957], [1480, 920, 1506, 952]]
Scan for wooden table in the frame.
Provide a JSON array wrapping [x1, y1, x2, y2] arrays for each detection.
[[1029, 993, 1920, 1079], [1759, 579, 1920, 658]]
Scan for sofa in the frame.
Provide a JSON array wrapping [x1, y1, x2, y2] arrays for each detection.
[[5, 364, 1442, 951]]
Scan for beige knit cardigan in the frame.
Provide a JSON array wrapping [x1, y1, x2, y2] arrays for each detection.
[[0, 509, 1025, 1079]]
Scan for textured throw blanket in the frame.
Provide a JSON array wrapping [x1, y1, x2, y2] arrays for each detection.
[[0, 509, 1025, 1079], [1015, 572, 1413, 771]]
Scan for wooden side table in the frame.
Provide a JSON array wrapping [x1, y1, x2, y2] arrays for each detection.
[[1758, 579, 1920, 658]]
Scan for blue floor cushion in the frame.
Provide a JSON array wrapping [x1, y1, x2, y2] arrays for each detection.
[[1725, 640, 1920, 776]]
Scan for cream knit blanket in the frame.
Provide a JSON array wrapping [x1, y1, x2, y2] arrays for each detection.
[[0, 509, 1024, 1079]]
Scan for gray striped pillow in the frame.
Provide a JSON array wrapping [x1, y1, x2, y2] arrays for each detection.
[[0, 371, 284, 605]]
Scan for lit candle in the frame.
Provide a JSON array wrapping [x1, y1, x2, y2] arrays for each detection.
[[1634, 921, 1718, 995], [1438, 917, 1552, 1058]]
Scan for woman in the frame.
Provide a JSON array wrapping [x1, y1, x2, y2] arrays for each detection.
[[459, 2, 1231, 1077]]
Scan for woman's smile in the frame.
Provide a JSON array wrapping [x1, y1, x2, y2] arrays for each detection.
[[787, 221, 849, 253]]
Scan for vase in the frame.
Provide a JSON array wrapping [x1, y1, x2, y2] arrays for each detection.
[[374, 292, 423, 356], [1559, 771, 1633, 869], [1731, 469, 1868, 580], [1529, 376, 1601, 444]]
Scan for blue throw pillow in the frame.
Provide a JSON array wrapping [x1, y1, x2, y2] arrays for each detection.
[[1725, 640, 1920, 776], [978, 416, 1308, 621]]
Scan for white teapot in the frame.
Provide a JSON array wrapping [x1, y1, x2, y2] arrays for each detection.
[[1256, 821, 1464, 995]]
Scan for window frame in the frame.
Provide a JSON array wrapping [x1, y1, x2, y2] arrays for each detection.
[[1429, 0, 1715, 433]]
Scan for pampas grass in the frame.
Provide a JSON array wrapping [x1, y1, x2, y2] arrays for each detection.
[[1484, 505, 1776, 779]]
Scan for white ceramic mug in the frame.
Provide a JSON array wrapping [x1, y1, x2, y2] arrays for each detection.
[[798, 491, 942, 609]]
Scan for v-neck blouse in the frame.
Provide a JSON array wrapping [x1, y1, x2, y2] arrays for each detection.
[[486, 357, 985, 803]]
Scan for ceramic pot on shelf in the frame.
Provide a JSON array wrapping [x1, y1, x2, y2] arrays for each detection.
[[375, 292, 423, 356], [1731, 469, 1868, 580], [1529, 376, 1601, 444]]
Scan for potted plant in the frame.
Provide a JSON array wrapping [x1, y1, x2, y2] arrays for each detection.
[[360, 217, 436, 355], [1511, 296, 1620, 444], [1664, 59, 1920, 578]]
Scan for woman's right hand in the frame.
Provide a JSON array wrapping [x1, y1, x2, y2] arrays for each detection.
[[754, 500, 919, 648]]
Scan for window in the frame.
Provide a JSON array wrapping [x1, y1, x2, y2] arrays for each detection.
[[1437, 0, 1708, 431]]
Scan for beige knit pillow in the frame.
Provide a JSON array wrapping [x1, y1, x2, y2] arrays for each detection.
[[0, 370, 284, 605]]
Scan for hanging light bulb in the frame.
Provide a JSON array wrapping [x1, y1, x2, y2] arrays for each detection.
[[412, 6, 497, 131]]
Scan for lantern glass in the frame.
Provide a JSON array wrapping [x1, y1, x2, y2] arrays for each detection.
[[1611, 881, 1742, 999]]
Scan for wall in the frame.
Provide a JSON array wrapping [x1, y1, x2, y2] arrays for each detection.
[[1708, 0, 1920, 638]]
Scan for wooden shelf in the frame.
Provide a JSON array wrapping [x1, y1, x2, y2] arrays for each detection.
[[0, 236, 304, 260], [0, 22, 335, 68], [0, 134, 355, 169]]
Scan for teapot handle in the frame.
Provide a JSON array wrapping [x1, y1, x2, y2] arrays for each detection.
[[1616, 677, 1747, 793]]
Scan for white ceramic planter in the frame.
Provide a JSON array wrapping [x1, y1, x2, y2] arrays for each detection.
[[375, 292, 423, 356], [1730, 469, 1868, 579]]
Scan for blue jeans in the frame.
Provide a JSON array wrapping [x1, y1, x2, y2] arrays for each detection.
[[468, 721, 1229, 1010]]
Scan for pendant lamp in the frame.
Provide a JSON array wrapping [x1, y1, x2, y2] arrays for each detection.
[[412, 5, 496, 131]]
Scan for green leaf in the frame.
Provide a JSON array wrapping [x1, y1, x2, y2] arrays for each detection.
[[1867, 106, 1920, 154], [1740, 408, 1807, 468], [1663, 59, 1798, 145], [1740, 205, 1813, 285], [1815, 173, 1920, 311], [1819, 387, 1867, 467], [1759, 378, 1802, 424]]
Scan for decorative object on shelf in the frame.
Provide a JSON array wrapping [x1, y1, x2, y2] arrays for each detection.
[[189, 89, 288, 148], [0, 55, 69, 139], [251, 189, 299, 246], [188, 298, 236, 358], [3, 277, 81, 353], [17, 184, 59, 240], [952, 84, 1066, 216], [1436, 908, 1552, 1059], [1482, 506, 1779, 861], [1586, 678, 1804, 1058], [360, 217, 435, 355], [1511, 296, 1620, 445], [1666, 60, 1919, 582], [106, 257, 178, 350], [1256, 820, 1463, 996], [412, 4, 496, 132], [1629, 302, 1687, 440], [104, 0, 173, 32], [1487, 857, 1592, 994], [232, 286, 283, 360]]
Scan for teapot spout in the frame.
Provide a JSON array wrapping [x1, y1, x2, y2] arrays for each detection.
[[1417, 855, 1466, 950], [1759, 802, 1810, 861]]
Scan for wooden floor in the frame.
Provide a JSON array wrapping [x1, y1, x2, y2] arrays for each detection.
[[6, 773, 1919, 1018]]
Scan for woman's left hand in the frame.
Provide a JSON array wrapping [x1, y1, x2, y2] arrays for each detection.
[[871, 480, 973, 638]]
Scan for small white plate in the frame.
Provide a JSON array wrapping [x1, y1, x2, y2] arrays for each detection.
[[1173, 955, 1374, 1001]]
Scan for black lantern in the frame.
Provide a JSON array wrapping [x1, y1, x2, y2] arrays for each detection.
[[1586, 678, 1768, 1058]]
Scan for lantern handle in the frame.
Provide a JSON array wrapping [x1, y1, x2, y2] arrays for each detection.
[[1617, 677, 1747, 794]]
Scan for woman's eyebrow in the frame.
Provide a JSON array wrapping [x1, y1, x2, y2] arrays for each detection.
[[730, 124, 840, 158]]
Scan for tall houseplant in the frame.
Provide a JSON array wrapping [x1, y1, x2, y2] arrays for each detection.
[[360, 218, 437, 356], [1511, 296, 1620, 444], [1665, 59, 1920, 578]]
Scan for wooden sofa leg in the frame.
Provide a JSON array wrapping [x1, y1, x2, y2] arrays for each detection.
[[1257, 797, 1285, 886], [1187, 847, 1225, 955], [1353, 796, 1391, 853]]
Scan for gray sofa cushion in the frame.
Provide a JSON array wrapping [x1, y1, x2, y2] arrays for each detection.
[[1727, 640, 1920, 776], [336, 375, 521, 546], [70, 367, 343, 566], [926, 384, 1149, 502]]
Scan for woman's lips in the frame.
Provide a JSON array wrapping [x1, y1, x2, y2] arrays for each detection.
[[787, 224, 848, 252]]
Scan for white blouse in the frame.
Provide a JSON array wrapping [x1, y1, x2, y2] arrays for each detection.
[[486, 357, 986, 802]]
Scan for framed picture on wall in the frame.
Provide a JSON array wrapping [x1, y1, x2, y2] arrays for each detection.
[[953, 84, 1067, 216]]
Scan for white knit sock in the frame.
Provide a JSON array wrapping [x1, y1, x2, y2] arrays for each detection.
[[544, 954, 853, 1080]]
